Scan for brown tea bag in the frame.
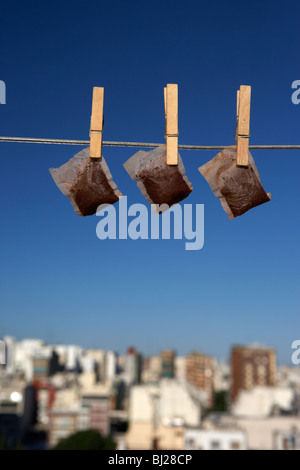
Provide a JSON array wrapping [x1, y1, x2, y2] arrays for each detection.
[[198, 146, 271, 219], [124, 144, 193, 213], [49, 147, 122, 216]]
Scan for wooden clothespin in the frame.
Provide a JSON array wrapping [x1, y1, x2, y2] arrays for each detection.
[[164, 84, 178, 165], [90, 87, 104, 159], [236, 85, 251, 166]]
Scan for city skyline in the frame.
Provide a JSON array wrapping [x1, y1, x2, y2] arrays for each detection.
[[1, 331, 299, 450], [1, 333, 296, 366]]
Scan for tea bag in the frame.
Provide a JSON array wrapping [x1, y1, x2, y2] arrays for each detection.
[[124, 144, 193, 213], [198, 146, 270, 219], [50, 147, 122, 216]]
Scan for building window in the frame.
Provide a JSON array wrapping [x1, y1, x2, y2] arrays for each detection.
[[186, 438, 195, 449], [231, 441, 240, 449], [210, 441, 220, 450]]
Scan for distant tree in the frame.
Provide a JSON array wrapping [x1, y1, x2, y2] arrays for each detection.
[[208, 391, 228, 412], [51, 430, 117, 450]]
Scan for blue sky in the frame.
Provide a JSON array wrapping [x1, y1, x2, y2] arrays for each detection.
[[0, 0, 299, 364]]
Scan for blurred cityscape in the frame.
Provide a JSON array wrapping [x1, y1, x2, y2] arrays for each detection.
[[0, 336, 299, 450]]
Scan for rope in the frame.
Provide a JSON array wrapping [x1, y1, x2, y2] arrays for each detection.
[[0, 136, 300, 150]]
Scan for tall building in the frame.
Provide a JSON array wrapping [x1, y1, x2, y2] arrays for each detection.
[[0, 377, 37, 448], [3, 336, 16, 374], [65, 345, 83, 372], [160, 350, 176, 379], [142, 356, 161, 384], [185, 352, 214, 407], [126, 380, 203, 450], [175, 356, 186, 382], [0, 339, 5, 368], [231, 344, 276, 401], [48, 389, 110, 448], [104, 351, 117, 382], [15, 339, 45, 381], [33, 351, 60, 380], [81, 395, 110, 436], [125, 347, 142, 385], [48, 410, 79, 448]]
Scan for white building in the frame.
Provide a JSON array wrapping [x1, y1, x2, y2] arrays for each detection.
[[236, 416, 300, 450], [105, 351, 117, 382], [65, 345, 83, 371], [3, 336, 16, 374], [160, 379, 201, 426], [126, 379, 203, 450], [15, 338, 45, 381], [213, 360, 230, 392], [0, 376, 25, 415], [175, 357, 186, 382], [277, 365, 300, 389], [129, 384, 159, 422], [129, 379, 202, 427], [232, 386, 294, 418], [0, 340, 5, 365], [124, 348, 141, 385], [273, 427, 300, 450], [202, 411, 300, 450], [80, 355, 96, 374], [142, 356, 161, 384], [184, 428, 247, 450], [81, 349, 116, 383]]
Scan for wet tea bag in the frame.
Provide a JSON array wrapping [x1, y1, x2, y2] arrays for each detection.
[[198, 146, 271, 219], [49, 147, 122, 216], [124, 144, 193, 213]]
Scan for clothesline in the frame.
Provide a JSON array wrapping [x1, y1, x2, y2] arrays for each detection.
[[0, 136, 300, 150]]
